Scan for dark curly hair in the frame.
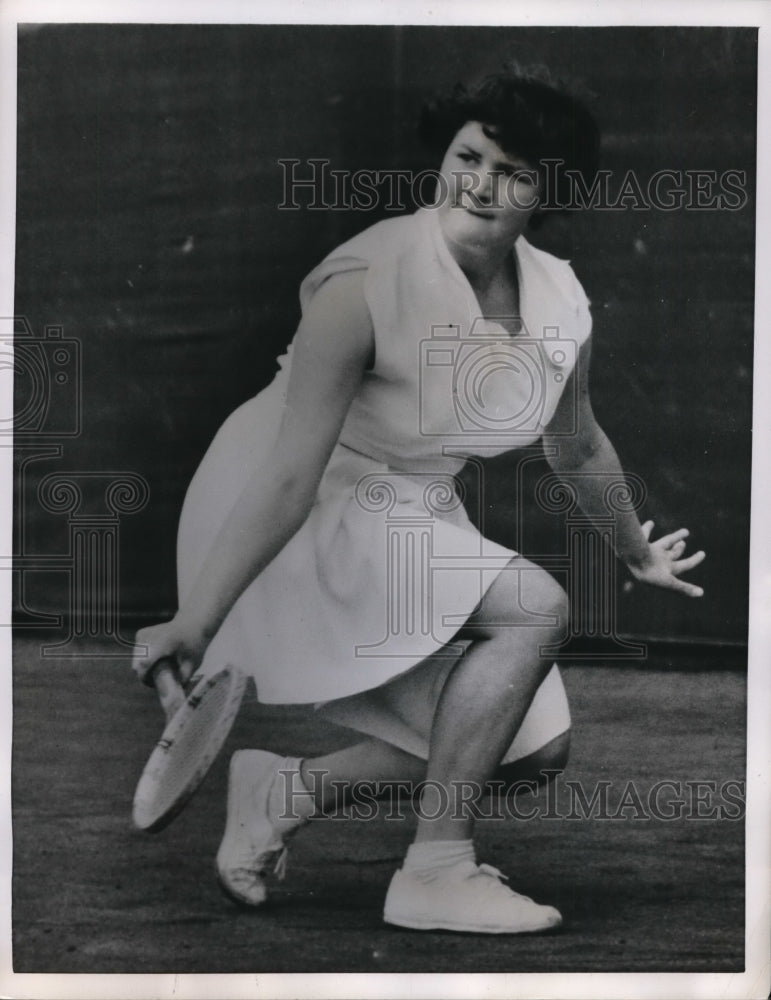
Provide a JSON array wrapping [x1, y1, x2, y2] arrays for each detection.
[[419, 64, 601, 227]]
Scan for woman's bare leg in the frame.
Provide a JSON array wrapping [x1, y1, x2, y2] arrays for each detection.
[[300, 738, 426, 811], [415, 558, 567, 841], [301, 558, 568, 831], [217, 558, 568, 917], [299, 728, 570, 813]]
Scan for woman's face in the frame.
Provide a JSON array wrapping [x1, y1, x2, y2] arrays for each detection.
[[436, 120, 542, 250]]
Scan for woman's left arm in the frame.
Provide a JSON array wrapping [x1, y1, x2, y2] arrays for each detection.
[[541, 335, 705, 598]]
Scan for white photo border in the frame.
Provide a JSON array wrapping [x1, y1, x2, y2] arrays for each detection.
[[0, 2, 768, 999]]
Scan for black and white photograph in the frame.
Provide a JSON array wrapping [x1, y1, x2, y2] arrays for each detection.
[[2, 2, 769, 997]]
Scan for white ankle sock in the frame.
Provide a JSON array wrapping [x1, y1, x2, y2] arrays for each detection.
[[268, 756, 315, 824], [403, 839, 476, 878]]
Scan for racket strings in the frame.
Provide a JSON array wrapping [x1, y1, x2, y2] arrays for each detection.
[[153, 678, 233, 810], [134, 667, 246, 830]]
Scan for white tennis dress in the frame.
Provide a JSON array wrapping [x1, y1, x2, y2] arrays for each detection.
[[177, 206, 592, 764]]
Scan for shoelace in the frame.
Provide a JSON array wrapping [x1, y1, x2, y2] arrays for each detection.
[[476, 863, 508, 881], [229, 843, 289, 884], [269, 819, 308, 881], [273, 845, 289, 881], [470, 863, 536, 903], [232, 786, 308, 885], [271, 815, 309, 881]]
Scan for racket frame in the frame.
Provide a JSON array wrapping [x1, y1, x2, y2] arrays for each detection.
[[132, 663, 247, 833]]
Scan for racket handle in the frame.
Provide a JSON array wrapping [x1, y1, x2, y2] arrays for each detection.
[[150, 658, 186, 723]]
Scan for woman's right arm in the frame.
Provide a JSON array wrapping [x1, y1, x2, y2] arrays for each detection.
[[132, 267, 374, 683]]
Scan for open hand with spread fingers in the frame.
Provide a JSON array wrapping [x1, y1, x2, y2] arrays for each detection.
[[627, 520, 706, 597]]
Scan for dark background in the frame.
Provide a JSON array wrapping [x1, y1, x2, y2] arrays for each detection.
[[13, 24, 756, 652]]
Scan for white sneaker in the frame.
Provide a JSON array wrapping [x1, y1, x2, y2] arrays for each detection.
[[216, 750, 312, 906], [383, 860, 562, 934]]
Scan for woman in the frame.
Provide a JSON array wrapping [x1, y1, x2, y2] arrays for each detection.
[[132, 69, 705, 934]]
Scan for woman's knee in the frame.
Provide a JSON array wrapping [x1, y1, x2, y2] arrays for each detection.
[[472, 561, 569, 644]]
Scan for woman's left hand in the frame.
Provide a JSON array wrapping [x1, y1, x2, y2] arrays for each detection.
[[626, 521, 706, 597]]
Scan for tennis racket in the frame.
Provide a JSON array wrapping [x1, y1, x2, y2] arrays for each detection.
[[132, 658, 247, 833]]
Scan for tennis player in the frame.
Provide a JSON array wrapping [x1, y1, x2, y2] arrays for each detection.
[[132, 67, 705, 934]]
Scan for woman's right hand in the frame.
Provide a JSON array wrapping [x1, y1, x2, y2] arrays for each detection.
[[131, 614, 210, 687]]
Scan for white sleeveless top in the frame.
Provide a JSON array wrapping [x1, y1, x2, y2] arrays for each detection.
[[298, 206, 592, 474]]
